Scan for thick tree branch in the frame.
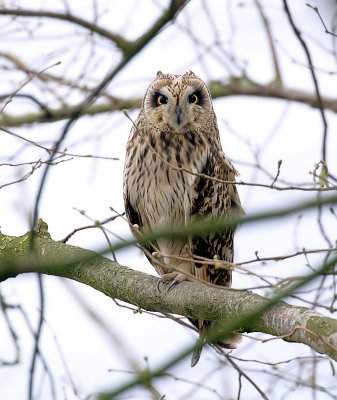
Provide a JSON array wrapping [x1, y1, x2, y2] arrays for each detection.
[[0, 227, 336, 361]]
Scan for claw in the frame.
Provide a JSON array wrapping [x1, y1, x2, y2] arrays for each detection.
[[191, 336, 204, 367], [156, 278, 162, 293], [164, 272, 188, 292], [167, 278, 179, 292], [157, 272, 189, 293]]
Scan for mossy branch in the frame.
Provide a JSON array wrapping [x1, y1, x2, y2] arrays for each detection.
[[0, 226, 336, 362]]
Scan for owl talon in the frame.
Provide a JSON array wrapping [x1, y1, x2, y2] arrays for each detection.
[[158, 272, 188, 292], [167, 278, 179, 292], [156, 278, 162, 293]]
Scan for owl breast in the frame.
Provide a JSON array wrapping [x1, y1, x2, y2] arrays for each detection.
[[125, 128, 207, 231], [123, 125, 210, 275]]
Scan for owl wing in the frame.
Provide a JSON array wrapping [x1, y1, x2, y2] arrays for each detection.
[[190, 151, 243, 287], [124, 189, 160, 263]]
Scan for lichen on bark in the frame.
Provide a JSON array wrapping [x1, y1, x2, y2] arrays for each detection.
[[0, 228, 337, 361]]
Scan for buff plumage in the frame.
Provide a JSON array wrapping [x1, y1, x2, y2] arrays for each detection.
[[123, 71, 243, 365]]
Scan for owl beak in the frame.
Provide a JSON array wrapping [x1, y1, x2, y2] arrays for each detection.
[[175, 105, 182, 125]]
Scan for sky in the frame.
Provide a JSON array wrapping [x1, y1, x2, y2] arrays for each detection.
[[1, 1, 337, 399]]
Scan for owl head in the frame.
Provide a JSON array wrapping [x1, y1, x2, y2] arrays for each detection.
[[142, 71, 214, 132]]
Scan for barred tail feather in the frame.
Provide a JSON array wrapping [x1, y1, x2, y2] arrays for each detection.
[[191, 334, 205, 367], [190, 325, 241, 367]]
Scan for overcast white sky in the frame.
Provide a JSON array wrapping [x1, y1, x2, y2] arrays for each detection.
[[1, 1, 337, 399]]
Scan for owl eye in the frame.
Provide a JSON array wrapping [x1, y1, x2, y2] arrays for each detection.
[[154, 92, 168, 106], [188, 92, 200, 105]]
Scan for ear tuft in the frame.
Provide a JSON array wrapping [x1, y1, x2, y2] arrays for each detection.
[[156, 71, 165, 79], [185, 70, 196, 77]]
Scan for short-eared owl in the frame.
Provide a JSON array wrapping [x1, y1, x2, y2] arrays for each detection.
[[123, 71, 243, 366]]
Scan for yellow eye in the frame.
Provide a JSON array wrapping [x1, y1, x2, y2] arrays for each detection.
[[154, 93, 167, 106], [157, 95, 166, 105], [188, 93, 199, 104]]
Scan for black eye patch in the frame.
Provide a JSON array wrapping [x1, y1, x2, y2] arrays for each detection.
[[188, 90, 204, 106], [153, 92, 168, 107]]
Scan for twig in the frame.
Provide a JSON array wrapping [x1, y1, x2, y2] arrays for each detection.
[[306, 4, 337, 37], [0, 9, 130, 50], [237, 246, 337, 266], [271, 160, 282, 186], [283, 0, 328, 162], [0, 61, 61, 114], [60, 213, 123, 243], [124, 112, 337, 192], [225, 354, 270, 400], [254, 0, 282, 83]]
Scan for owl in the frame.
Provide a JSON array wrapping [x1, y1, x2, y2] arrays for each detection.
[[123, 71, 244, 366]]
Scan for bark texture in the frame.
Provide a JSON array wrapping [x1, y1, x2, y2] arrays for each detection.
[[0, 226, 336, 361]]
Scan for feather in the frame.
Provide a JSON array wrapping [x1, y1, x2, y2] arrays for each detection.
[[123, 71, 244, 366]]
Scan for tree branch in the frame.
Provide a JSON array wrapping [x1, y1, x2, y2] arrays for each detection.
[[0, 1, 189, 57], [0, 8, 130, 50], [209, 78, 337, 111], [1, 78, 337, 127], [283, 0, 328, 162], [1, 227, 336, 362], [254, 0, 282, 84]]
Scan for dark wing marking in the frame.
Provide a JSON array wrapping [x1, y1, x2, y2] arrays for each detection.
[[191, 152, 242, 288], [189, 152, 243, 351], [124, 194, 159, 261], [124, 197, 142, 228]]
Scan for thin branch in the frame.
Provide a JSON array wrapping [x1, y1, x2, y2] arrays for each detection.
[[0, 61, 61, 113], [306, 4, 337, 37], [77, 193, 337, 255], [0, 8, 130, 51], [0, 51, 116, 101], [271, 160, 282, 186], [225, 354, 269, 400], [28, 274, 45, 400], [122, 115, 337, 193], [2, 79, 337, 127], [60, 213, 124, 243], [238, 247, 337, 266], [254, 0, 282, 83], [283, 0, 328, 162]]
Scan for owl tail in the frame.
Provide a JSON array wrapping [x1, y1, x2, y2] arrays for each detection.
[[191, 335, 205, 367], [220, 332, 242, 349], [190, 323, 242, 367]]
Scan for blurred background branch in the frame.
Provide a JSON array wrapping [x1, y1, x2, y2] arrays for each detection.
[[1, 1, 337, 399]]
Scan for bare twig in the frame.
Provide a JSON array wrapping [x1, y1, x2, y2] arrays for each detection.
[[283, 0, 328, 162], [0, 9, 130, 50], [0, 61, 61, 114], [254, 0, 282, 83], [306, 4, 337, 37]]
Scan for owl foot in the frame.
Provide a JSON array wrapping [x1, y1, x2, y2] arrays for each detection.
[[157, 272, 188, 292]]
